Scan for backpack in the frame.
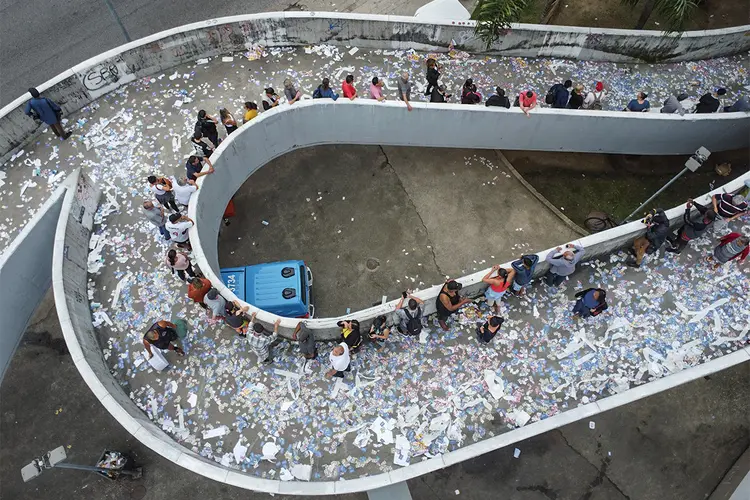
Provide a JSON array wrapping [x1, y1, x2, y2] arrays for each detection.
[[404, 308, 422, 336], [312, 86, 322, 99], [591, 92, 603, 110], [544, 85, 558, 105]]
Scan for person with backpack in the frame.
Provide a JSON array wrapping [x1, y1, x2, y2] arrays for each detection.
[[143, 320, 185, 359], [572, 288, 608, 319], [368, 315, 391, 341], [582, 82, 606, 110], [511, 254, 539, 296], [482, 265, 515, 314], [546, 80, 571, 109], [337, 319, 363, 351], [312, 78, 339, 100], [436, 280, 471, 331], [460, 79, 481, 104], [195, 110, 219, 148], [394, 292, 424, 335], [24, 87, 71, 139], [485, 87, 510, 108], [476, 316, 504, 344]]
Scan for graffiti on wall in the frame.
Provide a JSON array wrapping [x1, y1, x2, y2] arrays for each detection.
[[76, 56, 135, 100]]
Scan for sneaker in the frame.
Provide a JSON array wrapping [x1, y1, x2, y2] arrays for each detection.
[[62, 132, 72, 140]]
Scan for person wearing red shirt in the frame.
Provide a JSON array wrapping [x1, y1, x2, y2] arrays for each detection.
[[342, 74, 357, 100], [188, 277, 212, 311], [518, 90, 537, 117]]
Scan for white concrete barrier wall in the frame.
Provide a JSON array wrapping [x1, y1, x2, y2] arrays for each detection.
[[55, 168, 750, 494], [0, 183, 68, 381], [189, 98, 750, 338], [1, 11, 749, 161]]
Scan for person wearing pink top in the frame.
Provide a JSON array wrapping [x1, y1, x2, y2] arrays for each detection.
[[518, 90, 538, 117], [165, 248, 196, 282], [370, 77, 386, 101]]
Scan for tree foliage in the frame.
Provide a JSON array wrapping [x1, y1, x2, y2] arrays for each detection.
[[471, 0, 529, 49], [623, 0, 700, 31]]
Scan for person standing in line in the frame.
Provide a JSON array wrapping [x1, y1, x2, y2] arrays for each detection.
[[312, 78, 339, 100], [142, 201, 170, 240], [436, 280, 471, 331], [337, 319, 362, 351], [342, 75, 357, 100], [165, 213, 193, 249], [544, 243, 585, 287], [143, 320, 185, 358], [626, 92, 650, 112], [567, 84, 584, 109], [262, 87, 280, 111], [195, 110, 220, 148], [546, 80, 571, 109], [326, 343, 351, 379], [511, 254, 539, 296], [726, 96, 750, 112], [430, 84, 451, 103], [572, 288, 608, 319], [425, 58, 441, 96], [460, 80, 481, 104], [24, 88, 71, 139], [397, 72, 413, 111], [660, 93, 689, 115], [219, 108, 238, 135], [707, 233, 749, 268], [292, 321, 317, 360], [165, 248, 196, 282], [368, 316, 391, 342], [394, 291, 424, 335], [476, 316, 504, 344], [247, 312, 281, 364], [148, 175, 180, 212], [518, 90, 538, 117], [225, 302, 252, 337], [666, 198, 716, 254], [190, 130, 214, 158], [627, 209, 670, 267], [171, 177, 198, 208], [283, 78, 302, 105], [582, 81, 606, 110], [485, 87, 510, 108], [187, 277, 212, 312], [695, 88, 726, 114], [482, 265, 516, 315], [712, 192, 748, 222], [370, 77, 386, 101], [202, 288, 227, 321], [185, 155, 214, 182], [243, 101, 259, 123]]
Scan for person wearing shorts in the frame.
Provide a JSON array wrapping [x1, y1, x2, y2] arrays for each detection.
[[482, 265, 515, 315], [511, 254, 539, 296]]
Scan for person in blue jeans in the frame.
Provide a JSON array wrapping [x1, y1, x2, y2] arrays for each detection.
[[572, 288, 608, 319], [511, 254, 539, 296], [24, 87, 71, 139], [544, 243, 585, 287]]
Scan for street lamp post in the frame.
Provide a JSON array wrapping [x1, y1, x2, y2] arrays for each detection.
[[621, 147, 711, 224], [21, 446, 142, 482]]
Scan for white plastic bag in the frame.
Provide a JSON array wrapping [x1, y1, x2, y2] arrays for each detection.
[[147, 348, 169, 371]]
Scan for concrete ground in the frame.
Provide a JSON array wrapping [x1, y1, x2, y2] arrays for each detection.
[[218, 146, 577, 315], [1, 290, 747, 500]]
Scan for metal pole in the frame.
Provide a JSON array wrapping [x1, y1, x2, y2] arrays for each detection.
[[102, 0, 131, 43], [53, 462, 112, 473], [621, 167, 690, 223]]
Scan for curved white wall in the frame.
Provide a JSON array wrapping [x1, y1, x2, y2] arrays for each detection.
[[190, 98, 750, 338]]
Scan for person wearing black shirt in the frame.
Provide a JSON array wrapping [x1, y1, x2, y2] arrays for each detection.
[[430, 85, 451, 103], [667, 199, 716, 254], [485, 87, 510, 108], [695, 88, 726, 113], [194, 110, 219, 148], [425, 58, 441, 96]]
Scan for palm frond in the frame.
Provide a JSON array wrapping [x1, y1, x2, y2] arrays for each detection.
[[656, 0, 699, 33], [472, 0, 529, 49]]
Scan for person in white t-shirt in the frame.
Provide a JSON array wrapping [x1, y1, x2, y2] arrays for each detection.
[[326, 342, 351, 378], [171, 177, 198, 207], [165, 213, 194, 248]]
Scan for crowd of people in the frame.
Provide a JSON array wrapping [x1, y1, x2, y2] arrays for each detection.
[[83, 57, 744, 374]]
